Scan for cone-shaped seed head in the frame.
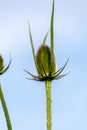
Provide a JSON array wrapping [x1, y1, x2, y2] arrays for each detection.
[[36, 44, 56, 77]]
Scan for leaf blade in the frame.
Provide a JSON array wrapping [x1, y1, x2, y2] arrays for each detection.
[[50, 0, 54, 60], [28, 22, 37, 69], [42, 32, 49, 45]]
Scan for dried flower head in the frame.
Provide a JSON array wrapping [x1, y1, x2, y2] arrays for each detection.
[[0, 55, 11, 75], [24, 0, 69, 81]]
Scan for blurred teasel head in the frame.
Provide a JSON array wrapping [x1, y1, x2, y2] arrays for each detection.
[[24, 0, 69, 81], [0, 55, 11, 75], [0, 55, 4, 71]]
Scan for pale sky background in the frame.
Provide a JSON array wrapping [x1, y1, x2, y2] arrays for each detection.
[[0, 0, 87, 130]]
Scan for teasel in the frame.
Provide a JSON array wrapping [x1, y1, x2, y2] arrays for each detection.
[[24, 0, 69, 130], [0, 55, 12, 130]]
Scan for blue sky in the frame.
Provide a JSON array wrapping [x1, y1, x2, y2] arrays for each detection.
[[0, 0, 87, 130]]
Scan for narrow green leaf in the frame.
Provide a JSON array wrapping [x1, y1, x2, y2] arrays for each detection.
[[42, 32, 49, 45], [28, 22, 37, 68], [50, 0, 54, 60]]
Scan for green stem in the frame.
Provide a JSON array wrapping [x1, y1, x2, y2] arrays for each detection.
[[0, 84, 12, 130], [45, 80, 52, 130]]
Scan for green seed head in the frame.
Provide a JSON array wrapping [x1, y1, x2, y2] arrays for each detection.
[[0, 54, 11, 75], [0, 55, 4, 71], [36, 44, 56, 77]]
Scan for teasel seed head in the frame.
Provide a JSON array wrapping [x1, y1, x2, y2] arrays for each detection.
[[36, 44, 56, 77], [0, 54, 11, 75], [24, 0, 70, 81], [0, 55, 4, 71]]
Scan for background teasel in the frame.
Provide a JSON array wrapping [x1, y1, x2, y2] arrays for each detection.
[[0, 55, 11, 75], [24, 0, 69, 130], [0, 55, 12, 130], [0, 55, 4, 72]]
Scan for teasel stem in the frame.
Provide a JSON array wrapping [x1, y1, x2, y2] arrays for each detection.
[[45, 80, 52, 130], [0, 84, 12, 130]]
